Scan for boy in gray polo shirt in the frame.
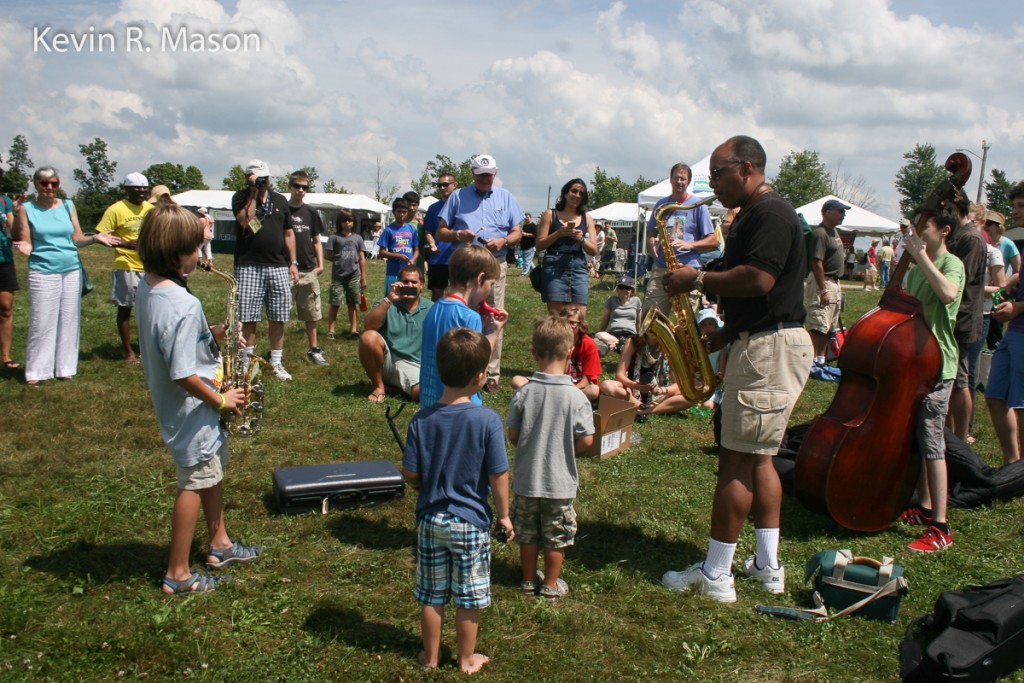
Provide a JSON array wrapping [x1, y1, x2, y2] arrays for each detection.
[[506, 316, 595, 599]]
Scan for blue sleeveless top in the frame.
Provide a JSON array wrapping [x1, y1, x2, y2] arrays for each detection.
[[548, 212, 586, 255], [24, 200, 79, 273]]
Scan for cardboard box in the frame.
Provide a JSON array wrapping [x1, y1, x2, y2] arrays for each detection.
[[579, 395, 638, 459]]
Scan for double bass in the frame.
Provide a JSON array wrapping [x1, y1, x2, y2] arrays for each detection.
[[794, 152, 972, 532]]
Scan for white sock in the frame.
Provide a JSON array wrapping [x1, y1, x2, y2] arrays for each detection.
[[703, 539, 736, 580], [270, 349, 283, 364], [814, 355, 825, 366], [241, 346, 254, 361], [755, 528, 780, 569]]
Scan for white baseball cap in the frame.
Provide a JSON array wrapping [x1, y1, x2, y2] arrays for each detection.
[[123, 172, 149, 187], [245, 159, 270, 177], [471, 154, 497, 175]]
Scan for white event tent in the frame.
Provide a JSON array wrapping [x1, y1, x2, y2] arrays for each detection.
[[590, 202, 640, 224], [172, 190, 391, 250], [795, 195, 899, 236]]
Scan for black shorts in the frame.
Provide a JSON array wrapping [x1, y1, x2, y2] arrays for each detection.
[[0, 261, 18, 293], [427, 263, 449, 292]]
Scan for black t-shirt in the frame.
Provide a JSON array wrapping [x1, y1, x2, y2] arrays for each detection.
[[520, 221, 537, 250], [947, 224, 987, 344], [231, 189, 291, 266], [287, 203, 323, 271], [720, 192, 806, 337]]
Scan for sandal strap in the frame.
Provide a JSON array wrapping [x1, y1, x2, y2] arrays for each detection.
[[163, 571, 225, 593]]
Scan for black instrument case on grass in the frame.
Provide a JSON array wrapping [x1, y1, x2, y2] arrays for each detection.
[[272, 460, 405, 514]]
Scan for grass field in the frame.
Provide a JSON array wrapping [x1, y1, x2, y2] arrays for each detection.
[[1, 248, 1022, 682]]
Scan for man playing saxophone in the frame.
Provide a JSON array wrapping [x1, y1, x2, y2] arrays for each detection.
[[660, 136, 813, 603]]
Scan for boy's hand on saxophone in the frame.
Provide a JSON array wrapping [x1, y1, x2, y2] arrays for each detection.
[[220, 387, 247, 414]]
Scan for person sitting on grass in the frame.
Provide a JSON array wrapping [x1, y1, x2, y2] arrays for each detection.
[[510, 305, 601, 402], [358, 265, 431, 403], [134, 204, 263, 594], [594, 275, 642, 356], [897, 208, 966, 553], [598, 331, 676, 419], [419, 245, 507, 408], [401, 327, 513, 675], [507, 316, 594, 600]]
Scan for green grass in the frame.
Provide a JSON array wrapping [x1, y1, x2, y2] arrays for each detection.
[[1, 248, 1022, 682]]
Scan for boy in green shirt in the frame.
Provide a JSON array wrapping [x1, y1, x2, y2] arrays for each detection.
[[899, 208, 966, 552]]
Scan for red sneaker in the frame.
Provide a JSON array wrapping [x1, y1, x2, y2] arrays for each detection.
[[908, 526, 953, 553], [899, 506, 934, 526]]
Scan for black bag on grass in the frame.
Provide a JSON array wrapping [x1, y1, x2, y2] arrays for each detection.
[[900, 575, 1024, 682]]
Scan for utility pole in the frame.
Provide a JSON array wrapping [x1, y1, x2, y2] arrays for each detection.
[[976, 140, 990, 204]]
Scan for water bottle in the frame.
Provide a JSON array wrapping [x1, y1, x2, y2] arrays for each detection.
[[359, 293, 367, 312]]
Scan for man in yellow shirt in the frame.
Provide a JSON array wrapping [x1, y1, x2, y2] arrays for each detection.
[[95, 173, 153, 363]]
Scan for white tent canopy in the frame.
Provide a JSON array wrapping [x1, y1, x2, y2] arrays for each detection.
[[172, 190, 389, 214], [796, 195, 899, 235], [590, 202, 640, 223], [637, 153, 714, 207]]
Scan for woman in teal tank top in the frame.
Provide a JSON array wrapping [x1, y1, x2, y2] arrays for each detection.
[[13, 167, 121, 384]]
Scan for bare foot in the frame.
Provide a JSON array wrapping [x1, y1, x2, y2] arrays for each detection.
[[416, 651, 438, 668], [459, 654, 490, 675], [367, 389, 386, 403]]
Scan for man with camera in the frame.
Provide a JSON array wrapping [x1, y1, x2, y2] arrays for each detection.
[[358, 265, 432, 403], [231, 159, 298, 381]]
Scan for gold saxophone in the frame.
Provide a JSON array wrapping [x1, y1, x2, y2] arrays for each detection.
[[639, 197, 721, 404], [198, 260, 269, 436]]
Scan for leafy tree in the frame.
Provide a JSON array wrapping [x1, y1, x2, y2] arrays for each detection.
[[274, 166, 319, 193], [894, 143, 947, 218], [985, 168, 1012, 218], [588, 168, 656, 209], [221, 165, 248, 192], [0, 134, 33, 197], [141, 162, 209, 194], [770, 150, 831, 208], [411, 155, 474, 198], [72, 137, 120, 228], [322, 179, 349, 194]]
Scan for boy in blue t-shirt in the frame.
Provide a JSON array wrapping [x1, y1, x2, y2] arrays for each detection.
[[419, 245, 507, 407], [402, 327, 513, 675], [378, 197, 418, 296], [135, 205, 262, 593]]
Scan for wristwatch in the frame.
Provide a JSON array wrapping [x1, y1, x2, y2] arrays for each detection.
[[503, 237, 509, 248], [290, 260, 298, 266], [694, 270, 706, 293]]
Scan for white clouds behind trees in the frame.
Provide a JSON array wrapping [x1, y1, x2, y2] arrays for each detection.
[[3, 0, 1022, 217]]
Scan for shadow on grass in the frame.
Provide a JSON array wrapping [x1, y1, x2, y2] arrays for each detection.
[[83, 342, 130, 362], [303, 600, 421, 656], [326, 515, 414, 550], [554, 520, 703, 584], [24, 540, 166, 582]]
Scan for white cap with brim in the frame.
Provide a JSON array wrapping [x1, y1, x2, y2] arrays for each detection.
[[471, 154, 497, 175], [696, 308, 722, 328], [123, 172, 149, 187], [245, 160, 270, 177]]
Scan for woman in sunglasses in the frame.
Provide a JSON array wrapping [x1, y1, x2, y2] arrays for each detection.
[[535, 178, 599, 319], [14, 167, 121, 384]]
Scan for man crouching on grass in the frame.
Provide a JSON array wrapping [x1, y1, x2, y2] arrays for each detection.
[[401, 327, 513, 674]]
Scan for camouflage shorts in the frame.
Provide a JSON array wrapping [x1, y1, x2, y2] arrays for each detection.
[[511, 496, 576, 548]]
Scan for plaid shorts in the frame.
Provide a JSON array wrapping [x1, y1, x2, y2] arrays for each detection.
[[414, 511, 491, 609], [235, 264, 291, 323], [510, 496, 577, 548]]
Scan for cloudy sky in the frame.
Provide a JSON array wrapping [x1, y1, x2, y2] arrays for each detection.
[[3, 0, 1022, 218]]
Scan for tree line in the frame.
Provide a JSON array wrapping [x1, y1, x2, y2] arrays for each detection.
[[1, 135, 1015, 229]]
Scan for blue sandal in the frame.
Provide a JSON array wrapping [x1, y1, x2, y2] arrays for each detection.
[[207, 540, 264, 568], [162, 571, 228, 594]]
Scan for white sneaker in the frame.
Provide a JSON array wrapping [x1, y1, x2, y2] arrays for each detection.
[[661, 563, 736, 603], [270, 361, 292, 381], [742, 556, 785, 594], [306, 347, 328, 366]]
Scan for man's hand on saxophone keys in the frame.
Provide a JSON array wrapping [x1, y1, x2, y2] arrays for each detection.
[[663, 264, 699, 295]]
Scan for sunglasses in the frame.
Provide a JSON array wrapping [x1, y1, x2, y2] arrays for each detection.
[[709, 160, 742, 181], [37, 179, 60, 188], [437, 181, 453, 188], [568, 320, 580, 327], [291, 183, 309, 190]]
